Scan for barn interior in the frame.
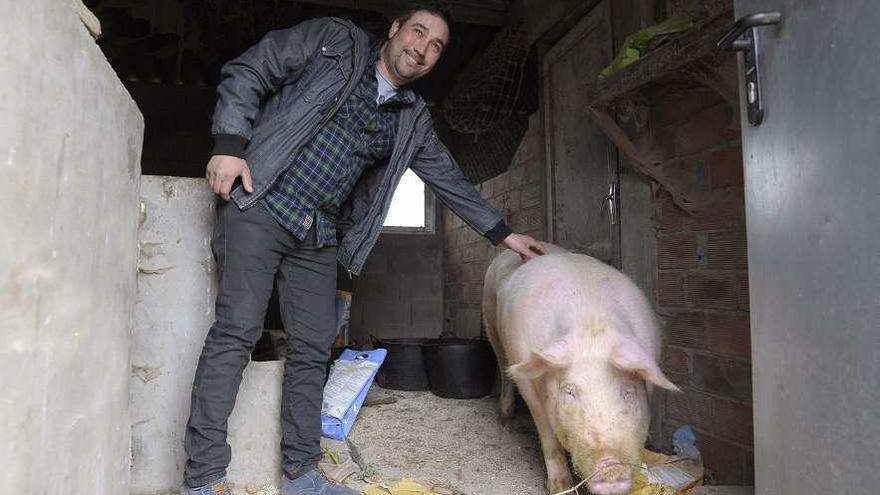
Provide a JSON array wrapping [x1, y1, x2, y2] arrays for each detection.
[[3, 1, 877, 494]]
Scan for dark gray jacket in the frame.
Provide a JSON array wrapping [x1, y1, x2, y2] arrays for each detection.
[[211, 17, 510, 275]]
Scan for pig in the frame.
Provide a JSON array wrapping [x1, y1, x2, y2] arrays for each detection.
[[483, 244, 680, 495]]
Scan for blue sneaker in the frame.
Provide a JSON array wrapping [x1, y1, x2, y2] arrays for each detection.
[[281, 469, 358, 495], [180, 477, 233, 495]]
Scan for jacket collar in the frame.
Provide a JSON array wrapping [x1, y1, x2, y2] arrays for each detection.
[[369, 38, 418, 107]]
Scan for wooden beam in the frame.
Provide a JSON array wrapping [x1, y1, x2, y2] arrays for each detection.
[[293, 0, 509, 26], [444, 0, 508, 11], [585, 4, 733, 106], [681, 57, 740, 128], [588, 107, 709, 215]]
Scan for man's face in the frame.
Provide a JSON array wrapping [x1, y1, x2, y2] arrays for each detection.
[[380, 11, 449, 86]]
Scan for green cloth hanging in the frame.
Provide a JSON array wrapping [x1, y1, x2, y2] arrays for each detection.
[[599, 16, 695, 80]]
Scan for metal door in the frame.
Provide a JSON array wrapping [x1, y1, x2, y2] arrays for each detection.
[[543, 0, 619, 265], [731, 2, 880, 493]]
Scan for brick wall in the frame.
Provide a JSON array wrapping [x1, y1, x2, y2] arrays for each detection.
[[651, 87, 753, 485], [442, 111, 547, 337], [440, 1, 753, 484], [441, 86, 752, 483]]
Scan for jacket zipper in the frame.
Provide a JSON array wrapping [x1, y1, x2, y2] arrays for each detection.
[[239, 31, 363, 210], [346, 101, 425, 274]]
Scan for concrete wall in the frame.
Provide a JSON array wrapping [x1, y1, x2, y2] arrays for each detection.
[[133, 177, 285, 493], [349, 231, 445, 344], [0, 1, 144, 493]]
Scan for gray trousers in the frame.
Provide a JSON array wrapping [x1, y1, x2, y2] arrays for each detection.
[[184, 201, 338, 487]]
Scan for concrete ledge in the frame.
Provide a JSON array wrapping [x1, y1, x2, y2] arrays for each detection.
[[68, 0, 101, 39], [133, 177, 285, 493], [692, 487, 754, 495]]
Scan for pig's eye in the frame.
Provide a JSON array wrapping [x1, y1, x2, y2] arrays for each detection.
[[560, 383, 578, 401]]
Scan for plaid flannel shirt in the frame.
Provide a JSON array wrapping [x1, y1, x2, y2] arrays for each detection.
[[261, 44, 415, 246]]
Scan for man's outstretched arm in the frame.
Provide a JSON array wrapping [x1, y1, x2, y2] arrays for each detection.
[[409, 124, 546, 261]]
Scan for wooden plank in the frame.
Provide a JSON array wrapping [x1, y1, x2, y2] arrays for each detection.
[[579, 0, 737, 217], [445, 0, 508, 12], [294, 0, 509, 26], [543, 2, 620, 263], [588, 107, 708, 215], [585, 5, 734, 105]]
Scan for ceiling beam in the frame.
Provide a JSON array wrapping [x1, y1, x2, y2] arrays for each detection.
[[293, 0, 510, 26]]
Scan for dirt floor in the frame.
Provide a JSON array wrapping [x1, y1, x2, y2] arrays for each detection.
[[330, 386, 756, 495], [690, 488, 753, 495], [340, 385, 547, 495], [233, 384, 755, 495]]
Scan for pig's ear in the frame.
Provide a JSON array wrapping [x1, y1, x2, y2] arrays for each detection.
[[507, 339, 571, 380], [610, 337, 680, 392]]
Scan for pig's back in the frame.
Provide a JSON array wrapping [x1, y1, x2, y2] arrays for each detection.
[[484, 242, 569, 307], [495, 251, 661, 360], [483, 243, 569, 347]]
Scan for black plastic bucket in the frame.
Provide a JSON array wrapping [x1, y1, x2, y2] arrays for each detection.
[[372, 337, 432, 391], [422, 338, 497, 399]]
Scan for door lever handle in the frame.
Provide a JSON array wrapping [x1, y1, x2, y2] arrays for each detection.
[[718, 12, 782, 126], [718, 12, 782, 50]]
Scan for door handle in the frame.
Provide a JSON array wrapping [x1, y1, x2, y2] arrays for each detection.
[[718, 12, 782, 126], [717, 12, 782, 50]]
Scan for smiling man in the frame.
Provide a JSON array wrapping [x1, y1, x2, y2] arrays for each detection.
[[182, 5, 545, 495], [380, 10, 447, 86]]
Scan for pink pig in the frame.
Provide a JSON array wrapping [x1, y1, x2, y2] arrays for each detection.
[[483, 244, 680, 494]]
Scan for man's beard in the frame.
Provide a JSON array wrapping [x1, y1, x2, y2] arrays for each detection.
[[384, 44, 426, 84], [395, 53, 423, 80]]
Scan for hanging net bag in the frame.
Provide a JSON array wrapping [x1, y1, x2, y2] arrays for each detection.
[[442, 21, 529, 135]]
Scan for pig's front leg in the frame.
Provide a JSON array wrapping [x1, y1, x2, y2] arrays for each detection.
[[516, 378, 574, 493]]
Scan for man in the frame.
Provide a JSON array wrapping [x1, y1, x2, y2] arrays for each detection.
[[183, 5, 545, 495]]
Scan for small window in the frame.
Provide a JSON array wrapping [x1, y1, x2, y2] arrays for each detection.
[[383, 169, 433, 232]]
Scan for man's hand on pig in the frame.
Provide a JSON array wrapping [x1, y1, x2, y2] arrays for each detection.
[[502, 233, 546, 261]]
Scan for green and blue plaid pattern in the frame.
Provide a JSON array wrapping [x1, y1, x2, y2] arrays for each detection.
[[262, 46, 415, 246]]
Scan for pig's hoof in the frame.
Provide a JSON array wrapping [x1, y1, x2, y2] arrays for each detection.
[[499, 410, 514, 427]]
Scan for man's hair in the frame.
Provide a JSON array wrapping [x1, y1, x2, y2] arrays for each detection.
[[394, 2, 453, 33]]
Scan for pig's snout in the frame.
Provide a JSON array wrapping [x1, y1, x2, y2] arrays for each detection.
[[587, 457, 633, 495]]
